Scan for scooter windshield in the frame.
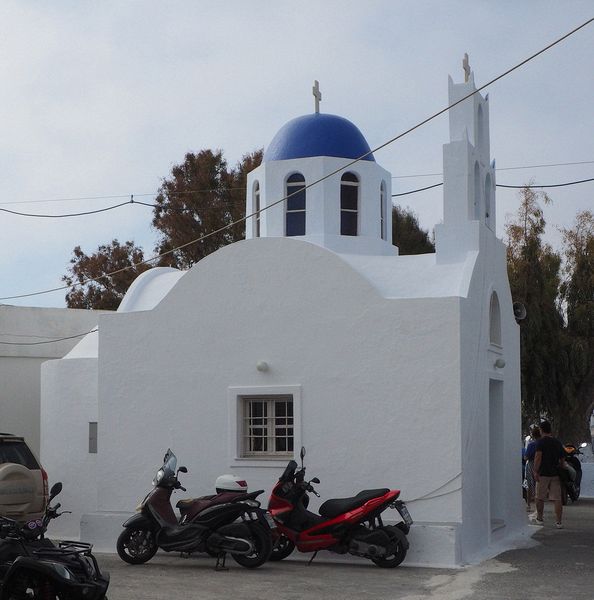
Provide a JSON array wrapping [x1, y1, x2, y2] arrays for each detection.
[[153, 449, 178, 486]]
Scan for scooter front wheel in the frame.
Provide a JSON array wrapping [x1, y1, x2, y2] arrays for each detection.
[[269, 533, 295, 561], [117, 527, 158, 564], [231, 525, 272, 568]]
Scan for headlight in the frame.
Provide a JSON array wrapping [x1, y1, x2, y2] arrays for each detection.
[[152, 469, 165, 486], [49, 563, 74, 580]]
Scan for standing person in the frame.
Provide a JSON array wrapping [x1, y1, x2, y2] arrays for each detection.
[[533, 420, 566, 528], [524, 425, 541, 515]]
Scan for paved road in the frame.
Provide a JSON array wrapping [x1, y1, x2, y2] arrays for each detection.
[[96, 499, 594, 600]]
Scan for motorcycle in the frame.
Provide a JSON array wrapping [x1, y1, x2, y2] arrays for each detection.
[[0, 482, 109, 600], [268, 447, 412, 568], [116, 449, 273, 569], [560, 442, 587, 504]]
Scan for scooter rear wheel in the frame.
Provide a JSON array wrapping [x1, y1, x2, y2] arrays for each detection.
[[117, 527, 158, 564], [269, 534, 295, 561], [371, 528, 407, 568], [231, 525, 272, 568]]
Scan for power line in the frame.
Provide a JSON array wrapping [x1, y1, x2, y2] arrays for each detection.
[[1, 16, 592, 302], [0, 197, 241, 218], [3, 175, 592, 217], [1, 159, 593, 208], [0, 188, 246, 207], [392, 176, 594, 198], [0, 329, 98, 346], [391, 159, 594, 179]]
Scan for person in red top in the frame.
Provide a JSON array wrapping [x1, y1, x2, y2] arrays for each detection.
[[533, 420, 566, 528]]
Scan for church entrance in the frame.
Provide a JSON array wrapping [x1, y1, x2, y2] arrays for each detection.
[[489, 379, 505, 531]]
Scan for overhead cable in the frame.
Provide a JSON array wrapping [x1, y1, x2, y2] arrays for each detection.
[[392, 176, 594, 198], [0, 329, 98, 346], [1, 16, 592, 302]]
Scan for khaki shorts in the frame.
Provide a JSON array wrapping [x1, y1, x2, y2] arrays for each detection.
[[536, 475, 561, 501]]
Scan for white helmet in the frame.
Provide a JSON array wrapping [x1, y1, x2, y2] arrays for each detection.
[[215, 474, 248, 493]]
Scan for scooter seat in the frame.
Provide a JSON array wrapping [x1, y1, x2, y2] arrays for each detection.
[[319, 489, 390, 519]]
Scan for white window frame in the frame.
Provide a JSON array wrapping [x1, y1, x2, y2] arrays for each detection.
[[340, 173, 359, 236], [228, 385, 301, 469], [380, 181, 387, 240], [253, 181, 261, 238]]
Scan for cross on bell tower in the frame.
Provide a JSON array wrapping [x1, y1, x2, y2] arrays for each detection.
[[312, 80, 322, 113]]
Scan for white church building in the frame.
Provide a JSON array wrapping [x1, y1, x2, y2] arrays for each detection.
[[41, 65, 527, 567]]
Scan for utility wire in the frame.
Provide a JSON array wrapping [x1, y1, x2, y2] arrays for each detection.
[[2, 159, 593, 208], [3, 175, 592, 217], [0, 197, 240, 218], [392, 176, 594, 197], [391, 159, 594, 179], [0, 329, 98, 346], [1, 16, 592, 302]]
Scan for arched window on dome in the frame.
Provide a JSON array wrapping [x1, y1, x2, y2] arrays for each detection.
[[380, 181, 387, 240], [253, 181, 261, 238], [489, 291, 502, 346], [285, 173, 306, 236], [341, 172, 359, 236]]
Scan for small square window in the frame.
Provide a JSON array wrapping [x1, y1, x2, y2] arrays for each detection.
[[241, 396, 293, 457]]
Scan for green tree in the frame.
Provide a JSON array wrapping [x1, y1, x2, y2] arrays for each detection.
[[557, 210, 594, 442], [152, 149, 262, 269], [392, 205, 435, 254], [63, 240, 152, 310], [505, 186, 564, 430]]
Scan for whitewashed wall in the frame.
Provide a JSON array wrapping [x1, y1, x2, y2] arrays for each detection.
[[0, 306, 101, 455], [40, 358, 99, 539]]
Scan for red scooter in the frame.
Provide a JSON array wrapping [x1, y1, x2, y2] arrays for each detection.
[[268, 448, 412, 568]]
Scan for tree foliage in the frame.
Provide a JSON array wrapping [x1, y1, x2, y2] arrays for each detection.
[[152, 149, 262, 269], [557, 210, 594, 442], [505, 186, 564, 429], [506, 188, 594, 442], [392, 205, 435, 255], [63, 240, 152, 310]]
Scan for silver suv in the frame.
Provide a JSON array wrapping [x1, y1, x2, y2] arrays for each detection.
[[0, 433, 47, 522]]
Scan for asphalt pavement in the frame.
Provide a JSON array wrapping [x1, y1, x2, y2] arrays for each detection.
[[96, 498, 594, 600]]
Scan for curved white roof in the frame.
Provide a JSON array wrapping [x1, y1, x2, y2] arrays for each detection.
[[64, 267, 184, 359]]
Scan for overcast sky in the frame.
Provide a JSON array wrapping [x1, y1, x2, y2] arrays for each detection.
[[1, 1, 593, 308]]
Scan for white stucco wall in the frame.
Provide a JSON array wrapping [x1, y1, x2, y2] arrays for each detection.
[[40, 358, 99, 539], [92, 239, 463, 537], [0, 305, 103, 455]]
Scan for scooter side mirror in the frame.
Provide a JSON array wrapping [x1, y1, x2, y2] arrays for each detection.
[[300, 447, 306, 460], [311, 477, 320, 484], [178, 466, 188, 474], [49, 482, 63, 502], [580, 442, 588, 448]]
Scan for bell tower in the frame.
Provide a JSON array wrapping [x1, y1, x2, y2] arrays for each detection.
[[436, 55, 497, 263]]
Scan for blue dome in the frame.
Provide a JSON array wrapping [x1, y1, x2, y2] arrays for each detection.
[[263, 113, 375, 162]]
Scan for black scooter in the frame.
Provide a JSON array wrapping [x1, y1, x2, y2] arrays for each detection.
[[117, 449, 273, 569], [0, 482, 109, 600]]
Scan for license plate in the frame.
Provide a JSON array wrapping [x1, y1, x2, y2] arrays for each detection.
[[398, 504, 413, 526]]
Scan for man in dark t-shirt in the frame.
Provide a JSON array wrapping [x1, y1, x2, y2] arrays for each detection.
[[533, 420, 565, 528]]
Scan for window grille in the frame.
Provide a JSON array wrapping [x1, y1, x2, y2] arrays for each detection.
[[242, 396, 294, 456]]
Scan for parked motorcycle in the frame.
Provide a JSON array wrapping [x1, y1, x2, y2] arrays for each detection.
[[561, 442, 587, 504], [0, 482, 109, 600], [268, 447, 412, 568], [116, 449, 273, 569]]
